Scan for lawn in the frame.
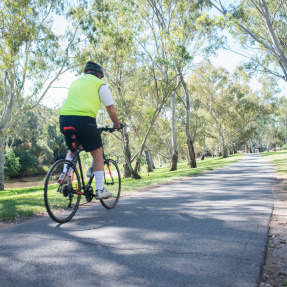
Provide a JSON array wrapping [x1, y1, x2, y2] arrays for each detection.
[[261, 150, 287, 175], [0, 153, 245, 221]]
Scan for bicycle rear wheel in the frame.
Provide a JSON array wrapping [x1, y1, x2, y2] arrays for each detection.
[[44, 159, 81, 223], [100, 159, 121, 209]]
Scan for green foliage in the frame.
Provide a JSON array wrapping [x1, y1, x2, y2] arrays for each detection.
[[16, 149, 37, 173], [187, 61, 276, 156], [4, 147, 20, 176], [4, 105, 67, 177], [207, 0, 287, 81]]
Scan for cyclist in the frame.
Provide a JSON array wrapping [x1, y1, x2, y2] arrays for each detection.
[[59, 61, 123, 199]]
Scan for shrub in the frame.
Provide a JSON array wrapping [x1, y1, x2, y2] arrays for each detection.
[[4, 148, 21, 176], [16, 149, 38, 174]]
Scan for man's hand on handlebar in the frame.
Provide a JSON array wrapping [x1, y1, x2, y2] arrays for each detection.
[[113, 123, 125, 130]]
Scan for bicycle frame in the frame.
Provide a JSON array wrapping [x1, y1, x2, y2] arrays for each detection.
[[63, 125, 121, 197], [69, 147, 110, 197], [69, 149, 91, 196]]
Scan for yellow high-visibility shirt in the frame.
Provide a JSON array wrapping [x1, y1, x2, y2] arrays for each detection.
[[60, 74, 105, 118]]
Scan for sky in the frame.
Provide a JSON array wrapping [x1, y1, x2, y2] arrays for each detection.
[[41, 7, 286, 108]]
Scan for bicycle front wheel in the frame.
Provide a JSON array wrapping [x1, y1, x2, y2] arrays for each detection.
[[100, 159, 121, 209], [44, 159, 81, 223]]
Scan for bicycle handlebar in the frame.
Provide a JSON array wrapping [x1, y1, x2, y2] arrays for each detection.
[[97, 124, 125, 134]]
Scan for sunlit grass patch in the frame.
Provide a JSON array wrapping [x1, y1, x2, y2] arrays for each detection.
[[261, 150, 287, 175]]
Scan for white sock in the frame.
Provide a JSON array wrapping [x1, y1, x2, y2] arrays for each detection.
[[94, 171, 104, 190], [63, 157, 73, 175]]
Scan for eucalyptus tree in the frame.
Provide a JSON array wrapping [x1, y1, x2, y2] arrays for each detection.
[[205, 0, 287, 82], [0, 0, 82, 190], [131, 0, 184, 171], [170, 0, 218, 168], [190, 62, 272, 158], [138, 0, 219, 170]]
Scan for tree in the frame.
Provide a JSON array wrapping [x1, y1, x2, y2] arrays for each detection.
[[206, 0, 287, 81], [190, 62, 273, 158], [0, 1, 81, 190]]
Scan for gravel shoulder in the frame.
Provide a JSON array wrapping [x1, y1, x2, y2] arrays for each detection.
[[260, 175, 287, 287]]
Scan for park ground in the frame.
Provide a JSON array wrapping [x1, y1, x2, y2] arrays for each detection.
[[259, 173, 287, 287], [1, 152, 287, 286]]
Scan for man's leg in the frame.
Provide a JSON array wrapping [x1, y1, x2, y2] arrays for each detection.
[[63, 148, 80, 175], [90, 147, 104, 190], [90, 147, 111, 198], [61, 146, 83, 180], [90, 147, 104, 171]]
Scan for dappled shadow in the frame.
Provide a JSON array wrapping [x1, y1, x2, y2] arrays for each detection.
[[0, 154, 274, 287]]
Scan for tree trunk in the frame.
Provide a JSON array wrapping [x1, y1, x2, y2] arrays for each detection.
[[222, 145, 228, 158], [0, 141, 4, 191], [181, 75, 196, 168], [221, 137, 228, 158], [169, 91, 178, 171], [187, 135, 197, 167], [136, 158, 141, 173], [144, 148, 153, 172], [158, 153, 162, 167], [122, 129, 132, 177], [123, 163, 131, 178], [201, 132, 206, 160], [122, 127, 140, 179], [170, 150, 178, 170], [149, 151, 155, 169]]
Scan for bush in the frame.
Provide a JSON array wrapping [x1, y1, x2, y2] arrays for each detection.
[[4, 148, 21, 176], [15, 149, 37, 174]]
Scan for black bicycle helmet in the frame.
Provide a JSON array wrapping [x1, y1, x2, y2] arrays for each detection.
[[84, 61, 104, 78]]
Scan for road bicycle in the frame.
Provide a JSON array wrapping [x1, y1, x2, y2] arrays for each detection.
[[44, 125, 122, 223]]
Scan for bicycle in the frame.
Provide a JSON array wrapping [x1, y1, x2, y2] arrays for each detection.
[[44, 125, 122, 223]]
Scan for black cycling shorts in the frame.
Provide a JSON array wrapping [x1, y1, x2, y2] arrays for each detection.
[[59, 115, 102, 152]]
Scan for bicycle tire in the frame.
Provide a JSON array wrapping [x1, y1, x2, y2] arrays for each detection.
[[44, 159, 81, 223], [100, 159, 121, 209]]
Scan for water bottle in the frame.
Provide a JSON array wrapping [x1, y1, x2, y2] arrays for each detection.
[[87, 162, 93, 177]]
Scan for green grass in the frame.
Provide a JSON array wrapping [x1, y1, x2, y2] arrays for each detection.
[[261, 150, 287, 175], [0, 153, 244, 221]]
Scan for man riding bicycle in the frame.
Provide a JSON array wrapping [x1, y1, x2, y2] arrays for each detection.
[[59, 61, 123, 199]]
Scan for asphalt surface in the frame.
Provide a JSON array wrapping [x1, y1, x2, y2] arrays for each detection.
[[0, 154, 274, 287]]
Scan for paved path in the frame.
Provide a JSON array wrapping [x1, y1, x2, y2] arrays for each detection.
[[0, 154, 274, 287]]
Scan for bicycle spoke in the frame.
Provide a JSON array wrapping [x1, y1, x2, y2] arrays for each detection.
[[44, 159, 81, 223]]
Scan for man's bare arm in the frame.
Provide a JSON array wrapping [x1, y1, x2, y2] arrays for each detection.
[[105, 105, 121, 128]]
